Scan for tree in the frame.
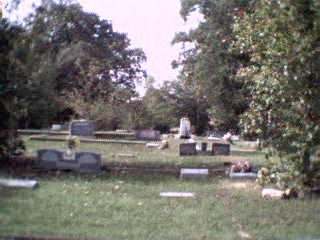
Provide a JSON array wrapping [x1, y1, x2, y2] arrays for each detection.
[[231, 0, 318, 188], [1, 19, 26, 161], [172, 0, 249, 133], [8, 0, 146, 128], [27, 1, 146, 124]]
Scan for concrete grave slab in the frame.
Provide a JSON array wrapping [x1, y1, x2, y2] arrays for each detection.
[[160, 192, 195, 198], [229, 172, 257, 180], [180, 168, 209, 179], [0, 178, 38, 189]]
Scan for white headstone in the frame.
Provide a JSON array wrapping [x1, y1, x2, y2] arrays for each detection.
[[51, 124, 61, 131], [179, 117, 191, 138]]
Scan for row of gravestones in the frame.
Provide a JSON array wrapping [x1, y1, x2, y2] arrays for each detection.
[[179, 142, 230, 156], [37, 149, 101, 173], [53, 120, 161, 141]]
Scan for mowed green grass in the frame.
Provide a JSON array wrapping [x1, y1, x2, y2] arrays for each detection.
[[23, 136, 266, 168], [0, 136, 319, 239]]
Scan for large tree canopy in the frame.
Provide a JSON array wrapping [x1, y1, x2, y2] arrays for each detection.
[[172, 0, 249, 133], [1, 19, 26, 161], [231, 0, 318, 188], [8, 0, 147, 128]]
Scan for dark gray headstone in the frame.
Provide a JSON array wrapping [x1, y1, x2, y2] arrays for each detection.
[[179, 143, 197, 156], [201, 142, 207, 151], [212, 142, 230, 155], [69, 120, 94, 138], [37, 149, 63, 169], [75, 151, 101, 172]]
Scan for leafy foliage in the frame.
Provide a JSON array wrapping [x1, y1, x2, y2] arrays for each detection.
[[1, 19, 26, 161], [231, 0, 319, 188], [172, 0, 249, 133]]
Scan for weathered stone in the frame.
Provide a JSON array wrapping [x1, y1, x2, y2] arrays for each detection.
[[179, 117, 191, 139], [135, 130, 161, 140], [75, 151, 101, 172], [179, 143, 197, 156], [69, 120, 94, 138], [160, 192, 195, 198], [0, 178, 38, 189], [51, 124, 61, 131], [212, 142, 230, 155], [229, 172, 257, 180], [37, 149, 101, 173], [37, 149, 63, 169], [201, 142, 207, 151], [180, 168, 209, 179]]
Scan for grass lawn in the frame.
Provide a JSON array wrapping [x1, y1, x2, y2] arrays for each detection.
[[0, 135, 319, 239]]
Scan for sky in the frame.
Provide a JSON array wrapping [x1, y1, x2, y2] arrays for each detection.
[[4, 0, 202, 93]]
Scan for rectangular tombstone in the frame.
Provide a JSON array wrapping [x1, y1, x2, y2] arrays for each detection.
[[212, 142, 230, 156], [160, 192, 195, 198], [135, 130, 161, 141], [37, 149, 63, 169], [201, 142, 207, 151], [229, 172, 257, 180], [180, 168, 209, 179], [51, 124, 61, 131], [179, 143, 197, 156], [0, 178, 38, 189], [75, 151, 101, 172], [69, 120, 94, 138]]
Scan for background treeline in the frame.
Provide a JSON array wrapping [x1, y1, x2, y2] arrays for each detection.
[[1, 0, 249, 136]]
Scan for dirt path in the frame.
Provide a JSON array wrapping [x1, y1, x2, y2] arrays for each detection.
[[214, 183, 258, 239]]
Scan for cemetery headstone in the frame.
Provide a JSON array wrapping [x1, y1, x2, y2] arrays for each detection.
[[37, 149, 63, 169], [212, 142, 230, 155], [75, 151, 101, 172], [180, 168, 209, 179], [179, 143, 197, 156], [51, 124, 61, 131], [229, 172, 257, 180], [37, 149, 101, 173], [136, 130, 161, 140], [0, 178, 38, 189], [160, 192, 195, 198], [69, 120, 94, 138], [179, 117, 191, 139], [201, 142, 207, 151]]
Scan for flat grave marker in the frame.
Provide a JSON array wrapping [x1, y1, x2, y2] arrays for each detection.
[[229, 172, 257, 180], [180, 168, 209, 179], [160, 192, 195, 198], [0, 178, 38, 189]]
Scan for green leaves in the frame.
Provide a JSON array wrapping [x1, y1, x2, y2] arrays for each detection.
[[232, 0, 318, 187]]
